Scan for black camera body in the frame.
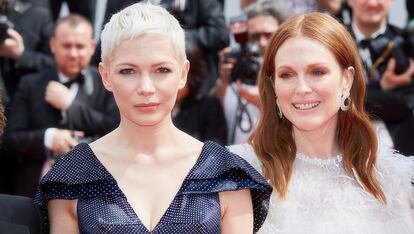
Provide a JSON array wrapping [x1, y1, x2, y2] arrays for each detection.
[[224, 14, 261, 85], [368, 24, 414, 77], [226, 43, 261, 85], [0, 15, 13, 45], [368, 24, 414, 109]]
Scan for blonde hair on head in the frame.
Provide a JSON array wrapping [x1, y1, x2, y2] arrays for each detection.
[[100, 2, 187, 65]]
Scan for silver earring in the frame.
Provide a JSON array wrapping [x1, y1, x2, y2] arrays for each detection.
[[340, 90, 351, 111], [276, 98, 283, 118]]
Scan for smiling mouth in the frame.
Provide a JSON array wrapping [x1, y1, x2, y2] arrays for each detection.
[[293, 102, 320, 110]]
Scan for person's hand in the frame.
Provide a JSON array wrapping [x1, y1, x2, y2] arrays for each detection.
[[380, 58, 414, 90], [0, 28, 24, 60], [45, 81, 75, 111], [51, 129, 84, 154], [236, 81, 261, 108], [219, 47, 237, 84], [216, 47, 237, 101]]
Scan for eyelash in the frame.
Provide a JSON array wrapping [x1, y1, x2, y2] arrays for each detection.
[[277, 72, 293, 79], [278, 69, 327, 78], [156, 67, 171, 73], [119, 68, 134, 75], [118, 67, 172, 75], [311, 69, 326, 76]]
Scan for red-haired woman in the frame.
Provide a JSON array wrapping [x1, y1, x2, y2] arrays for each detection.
[[231, 12, 414, 233]]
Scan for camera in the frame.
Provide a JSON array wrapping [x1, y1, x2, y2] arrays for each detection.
[[368, 23, 414, 109], [224, 14, 262, 85], [368, 23, 414, 78], [0, 15, 13, 44]]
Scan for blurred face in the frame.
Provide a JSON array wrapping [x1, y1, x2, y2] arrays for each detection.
[[348, 0, 393, 30], [99, 34, 189, 127], [317, 0, 342, 14], [248, 15, 279, 56], [274, 36, 353, 134], [50, 22, 96, 78]]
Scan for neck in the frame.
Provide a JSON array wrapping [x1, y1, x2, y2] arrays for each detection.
[[114, 115, 180, 155], [293, 118, 340, 159], [354, 19, 386, 38]]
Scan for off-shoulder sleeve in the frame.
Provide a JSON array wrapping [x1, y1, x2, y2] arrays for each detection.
[[34, 143, 120, 233], [227, 143, 264, 174], [180, 141, 272, 233]]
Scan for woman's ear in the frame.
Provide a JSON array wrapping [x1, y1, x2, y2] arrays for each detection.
[[99, 62, 113, 92], [178, 60, 190, 89], [343, 66, 355, 92]]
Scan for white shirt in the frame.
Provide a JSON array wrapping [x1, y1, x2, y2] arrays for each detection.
[[44, 72, 79, 149], [223, 83, 260, 144]]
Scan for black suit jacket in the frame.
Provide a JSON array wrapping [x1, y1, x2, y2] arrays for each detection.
[[173, 95, 227, 146], [3, 67, 119, 197], [350, 24, 414, 155], [1, 1, 54, 105], [0, 194, 42, 234]]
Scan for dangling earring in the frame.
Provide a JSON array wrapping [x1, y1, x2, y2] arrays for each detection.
[[340, 90, 351, 111], [276, 98, 283, 118]]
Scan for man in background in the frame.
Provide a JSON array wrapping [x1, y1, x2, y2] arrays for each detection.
[[4, 14, 119, 197], [348, 0, 414, 155], [216, 0, 288, 144]]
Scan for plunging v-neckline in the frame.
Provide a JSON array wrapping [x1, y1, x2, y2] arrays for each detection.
[[83, 142, 207, 233]]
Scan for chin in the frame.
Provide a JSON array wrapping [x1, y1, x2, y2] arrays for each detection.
[[292, 123, 322, 132], [289, 116, 327, 132]]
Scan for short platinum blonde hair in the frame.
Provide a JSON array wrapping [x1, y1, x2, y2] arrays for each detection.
[[100, 2, 186, 65]]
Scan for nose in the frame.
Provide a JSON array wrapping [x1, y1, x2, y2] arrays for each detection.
[[295, 76, 312, 95], [364, 0, 381, 5], [68, 46, 79, 58], [137, 76, 155, 96], [259, 35, 269, 49]]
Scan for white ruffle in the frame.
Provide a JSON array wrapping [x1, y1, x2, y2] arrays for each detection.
[[228, 144, 414, 234]]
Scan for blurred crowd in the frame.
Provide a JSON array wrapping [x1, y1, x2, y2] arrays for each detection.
[[0, 0, 413, 199]]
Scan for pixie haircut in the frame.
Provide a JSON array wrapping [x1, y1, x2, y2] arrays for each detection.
[[100, 2, 187, 65]]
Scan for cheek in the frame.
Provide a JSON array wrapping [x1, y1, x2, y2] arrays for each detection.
[[323, 89, 342, 110], [274, 84, 292, 103]]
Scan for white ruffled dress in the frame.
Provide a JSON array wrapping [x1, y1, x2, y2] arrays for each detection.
[[229, 144, 414, 234]]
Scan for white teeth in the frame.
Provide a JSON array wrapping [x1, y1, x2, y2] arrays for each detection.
[[293, 102, 319, 110]]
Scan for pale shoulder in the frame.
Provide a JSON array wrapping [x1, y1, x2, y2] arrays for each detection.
[[227, 143, 263, 174], [88, 130, 115, 153], [219, 188, 254, 234], [48, 199, 79, 234]]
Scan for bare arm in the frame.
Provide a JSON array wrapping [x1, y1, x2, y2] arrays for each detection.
[[220, 189, 254, 234], [48, 199, 79, 234]]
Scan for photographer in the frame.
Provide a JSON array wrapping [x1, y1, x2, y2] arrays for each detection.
[[348, 0, 414, 155], [3, 15, 119, 198], [216, 0, 288, 144], [0, 0, 54, 106]]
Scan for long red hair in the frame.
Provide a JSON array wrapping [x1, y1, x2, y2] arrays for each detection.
[[249, 12, 386, 203]]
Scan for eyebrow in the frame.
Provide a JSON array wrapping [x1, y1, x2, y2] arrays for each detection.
[[275, 62, 330, 69], [115, 61, 174, 68]]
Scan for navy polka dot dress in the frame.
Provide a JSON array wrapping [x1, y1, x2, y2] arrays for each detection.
[[35, 141, 272, 233]]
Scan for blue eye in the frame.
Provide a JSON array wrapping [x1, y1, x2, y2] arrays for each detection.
[[312, 70, 326, 76], [278, 72, 293, 79], [156, 67, 171, 73], [119, 68, 134, 75]]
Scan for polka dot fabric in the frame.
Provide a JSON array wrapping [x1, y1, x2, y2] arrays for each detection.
[[35, 141, 272, 233]]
